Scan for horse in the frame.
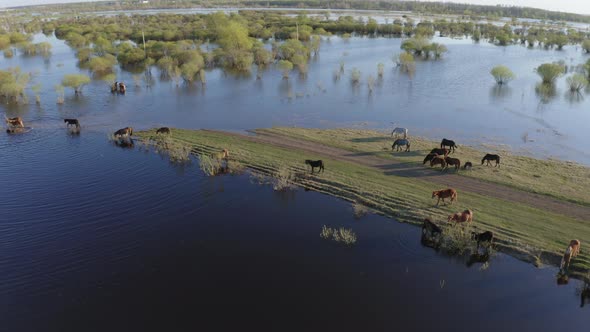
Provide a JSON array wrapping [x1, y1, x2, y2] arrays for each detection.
[[448, 209, 473, 223], [463, 162, 473, 170], [430, 156, 446, 169], [391, 138, 410, 152], [422, 218, 442, 237], [444, 157, 461, 170], [113, 127, 133, 138], [391, 127, 408, 139], [471, 230, 493, 249], [118, 82, 126, 94], [305, 159, 324, 173], [581, 282, 590, 308], [560, 239, 581, 272], [482, 154, 500, 167], [64, 118, 80, 128], [432, 188, 457, 206], [423, 153, 439, 165], [5, 116, 24, 128], [111, 81, 118, 93], [156, 127, 171, 135], [430, 148, 450, 157], [440, 138, 457, 153]]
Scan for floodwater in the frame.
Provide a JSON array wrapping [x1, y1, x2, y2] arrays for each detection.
[[2, 19, 590, 330], [3, 33, 590, 164], [0, 130, 589, 331]]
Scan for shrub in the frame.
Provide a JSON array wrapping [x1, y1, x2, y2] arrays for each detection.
[[273, 165, 295, 191], [350, 68, 361, 85], [377, 63, 384, 78], [490, 65, 515, 85], [320, 225, 357, 246], [278, 60, 293, 79], [535, 63, 565, 84], [583, 40, 590, 53], [566, 74, 588, 92], [62, 74, 91, 94]]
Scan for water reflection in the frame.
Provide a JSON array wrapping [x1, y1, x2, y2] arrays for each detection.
[[565, 91, 584, 104], [535, 83, 557, 104], [490, 84, 512, 100]]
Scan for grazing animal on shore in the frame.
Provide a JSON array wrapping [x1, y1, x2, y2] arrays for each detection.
[[391, 138, 410, 152], [305, 159, 325, 173], [212, 149, 229, 160], [444, 157, 461, 170], [430, 156, 446, 169], [5, 116, 24, 128], [423, 153, 439, 165], [156, 127, 171, 135], [560, 239, 581, 271], [432, 188, 457, 206], [113, 127, 133, 138], [430, 148, 450, 157], [391, 127, 408, 139], [471, 231, 493, 249], [64, 118, 80, 128], [482, 154, 501, 167], [463, 162, 473, 170], [440, 138, 457, 153], [448, 209, 473, 223]]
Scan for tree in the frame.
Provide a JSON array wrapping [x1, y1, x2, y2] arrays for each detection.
[[490, 65, 515, 85], [88, 54, 117, 74], [535, 63, 565, 84], [62, 74, 91, 94], [180, 62, 200, 83], [582, 40, 590, 53], [429, 43, 448, 58], [278, 60, 293, 79], [566, 74, 588, 92], [401, 37, 430, 56]]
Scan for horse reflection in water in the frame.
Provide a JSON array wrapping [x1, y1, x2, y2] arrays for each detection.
[[466, 253, 490, 268], [420, 218, 442, 250], [113, 137, 134, 149], [580, 282, 590, 308]]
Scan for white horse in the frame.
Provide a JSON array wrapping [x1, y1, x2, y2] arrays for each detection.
[[391, 127, 408, 138]]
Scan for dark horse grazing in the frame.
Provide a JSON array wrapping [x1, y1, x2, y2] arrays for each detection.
[[156, 127, 171, 135], [114, 127, 133, 138], [430, 156, 446, 169], [423, 153, 439, 165], [391, 138, 410, 152], [444, 157, 461, 170], [463, 162, 473, 170], [440, 138, 457, 153], [481, 154, 500, 167], [471, 231, 494, 250], [430, 148, 450, 157], [64, 118, 80, 128], [305, 160, 324, 173]]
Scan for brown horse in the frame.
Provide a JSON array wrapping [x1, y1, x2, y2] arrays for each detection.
[[432, 188, 457, 206], [448, 209, 473, 223], [430, 148, 450, 157], [430, 156, 446, 169], [156, 127, 171, 135], [212, 148, 229, 160], [5, 116, 24, 128], [114, 127, 133, 138], [560, 239, 581, 271], [423, 153, 439, 165], [444, 157, 461, 170], [118, 82, 126, 93]]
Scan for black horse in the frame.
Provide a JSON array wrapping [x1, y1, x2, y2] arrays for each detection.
[[471, 231, 494, 250], [430, 148, 449, 157], [481, 154, 501, 167], [423, 153, 438, 165], [156, 127, 171, 135], [463, 161, 473, 170], [305, 160, 324, 173], [64, 118, 80, 128], [440, 138, 457, 153]]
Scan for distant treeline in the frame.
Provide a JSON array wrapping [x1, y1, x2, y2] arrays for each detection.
[[14, 0, 590, 24]]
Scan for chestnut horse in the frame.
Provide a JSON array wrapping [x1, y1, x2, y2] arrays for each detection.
[[213, 149, 229, 160], [430, 156, 446, 169], [444, 157, 461, 170], [448, 209, 473, 223], [560, 239, 581, 271], [432, 188, 457, 206], [5, 116, 24, 128]]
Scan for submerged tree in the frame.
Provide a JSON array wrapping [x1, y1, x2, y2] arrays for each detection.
[[62, 74, 91, 94], [566, 74, 588, 93], [583, 40, 590, 54], [377, 63, 384, 78], [535, 63, 565, 84], [278, 60, 293, 79], [490, 65, 515, 85]]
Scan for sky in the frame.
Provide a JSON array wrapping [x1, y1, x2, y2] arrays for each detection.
[[0, 0, 589, 15]]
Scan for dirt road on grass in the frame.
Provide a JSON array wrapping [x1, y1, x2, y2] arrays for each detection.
[[207, 130, 590, 221]]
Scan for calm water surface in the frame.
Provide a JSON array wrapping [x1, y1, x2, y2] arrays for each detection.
[[0, 129, 589, 331], [2, 33, 590, 164]]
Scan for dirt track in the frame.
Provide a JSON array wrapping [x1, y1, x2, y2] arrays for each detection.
[[207, 130, 590, 221]]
